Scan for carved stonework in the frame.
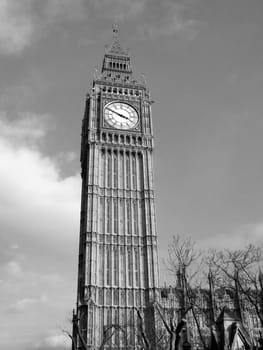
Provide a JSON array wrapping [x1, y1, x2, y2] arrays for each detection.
[[73, 26, 159, 350]]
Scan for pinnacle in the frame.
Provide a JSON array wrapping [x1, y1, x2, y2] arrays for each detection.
[[106, 24, 129, 57]]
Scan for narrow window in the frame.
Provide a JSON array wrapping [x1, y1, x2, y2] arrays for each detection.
[[119, 199, 124, 234], [106, 289, 111, 305], [113, 153, 118, 187], [107, 152, 112, 188], [114, 308, 118, 344], [120, 247, 125, 286], [133, 200, 138, 235], [127, 201, 131, 235], [100, 150, 105, 187], [120, 152, 124, 188], [127, 248, 132, 286], [113, 289, 118, 305], [87, 307, 93, 344], [99, 289, 103, 304], [141, 248, 145, 287], [106, 247, 111, 285], [106, 199, 111, 233], [107, 308, 111, 327], [127, 309, 134, 344], [87, 195, 92, 231], [113, 246, 118, 285], [121, 290, 125, 305], [113, 199, 118, 234], [128, 290, 133, 305], [100, 198, 104, 232], [138, 153, 143, 189], [132, 154, 136, 189], [126, 153, 130, 189], [134, 248, 139, 286], [99, 246, 103, 284]]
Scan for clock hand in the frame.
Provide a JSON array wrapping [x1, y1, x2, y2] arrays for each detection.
[[106, 107, 129, 120]]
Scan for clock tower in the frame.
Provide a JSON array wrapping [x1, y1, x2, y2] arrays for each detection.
[[73, 26, 160, 349]]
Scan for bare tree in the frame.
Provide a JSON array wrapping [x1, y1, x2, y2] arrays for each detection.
[[167, 235, 201, 285], [99, 325, 125, 350], [136, 308, 151, 350], [63, 329, 77, 350], [154, 301, 187, 350], [166, 235, 210, 350], [67, 309, 125, 350], [208, 244, 263, 326]]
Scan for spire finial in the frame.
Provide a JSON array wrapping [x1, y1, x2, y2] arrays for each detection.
[[113, 22, 119, 40]]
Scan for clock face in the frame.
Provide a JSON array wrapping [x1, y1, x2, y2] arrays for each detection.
[[104, 102, 139, 130]]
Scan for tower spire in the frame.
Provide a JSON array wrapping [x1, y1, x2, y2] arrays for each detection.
[[112, 22, 119, 40], [105, 23, 128, 57]]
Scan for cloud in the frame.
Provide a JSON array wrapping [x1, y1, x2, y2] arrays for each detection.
[[138, 1, 199, 40], [43, 0, 86, 22], [0, 0, 86, 55], [0, 112, 48, 147], [0, 112, 80, 253], [197, 222, 263, 251], [0, 112, 79, 349], [5, 260, 22, 277], [90, 0, 146, 20], [8, 297, 37, 312], [33, 334, 70, 350], [0, 0, 199, 54], [0, 71, 49, 110], [0, 0, 35, 54], [40, 274, 64, 287]]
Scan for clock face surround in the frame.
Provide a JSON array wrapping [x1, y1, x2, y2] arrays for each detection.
[[104, 101, 139, 130]]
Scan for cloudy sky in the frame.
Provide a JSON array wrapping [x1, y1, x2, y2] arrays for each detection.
[[0, 0, 263, 349]]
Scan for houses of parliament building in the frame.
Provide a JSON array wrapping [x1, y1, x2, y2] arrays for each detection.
[[71, 26, 262, 350]]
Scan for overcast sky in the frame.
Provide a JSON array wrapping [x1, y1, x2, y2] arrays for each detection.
[[0, 0, 263, 349]]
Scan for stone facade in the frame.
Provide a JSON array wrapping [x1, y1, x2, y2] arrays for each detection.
[[158, 281, 262, 349], [73, 26, 160, 350]]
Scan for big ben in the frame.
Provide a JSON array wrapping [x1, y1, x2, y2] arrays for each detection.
[[73, 26, 160, 349]]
